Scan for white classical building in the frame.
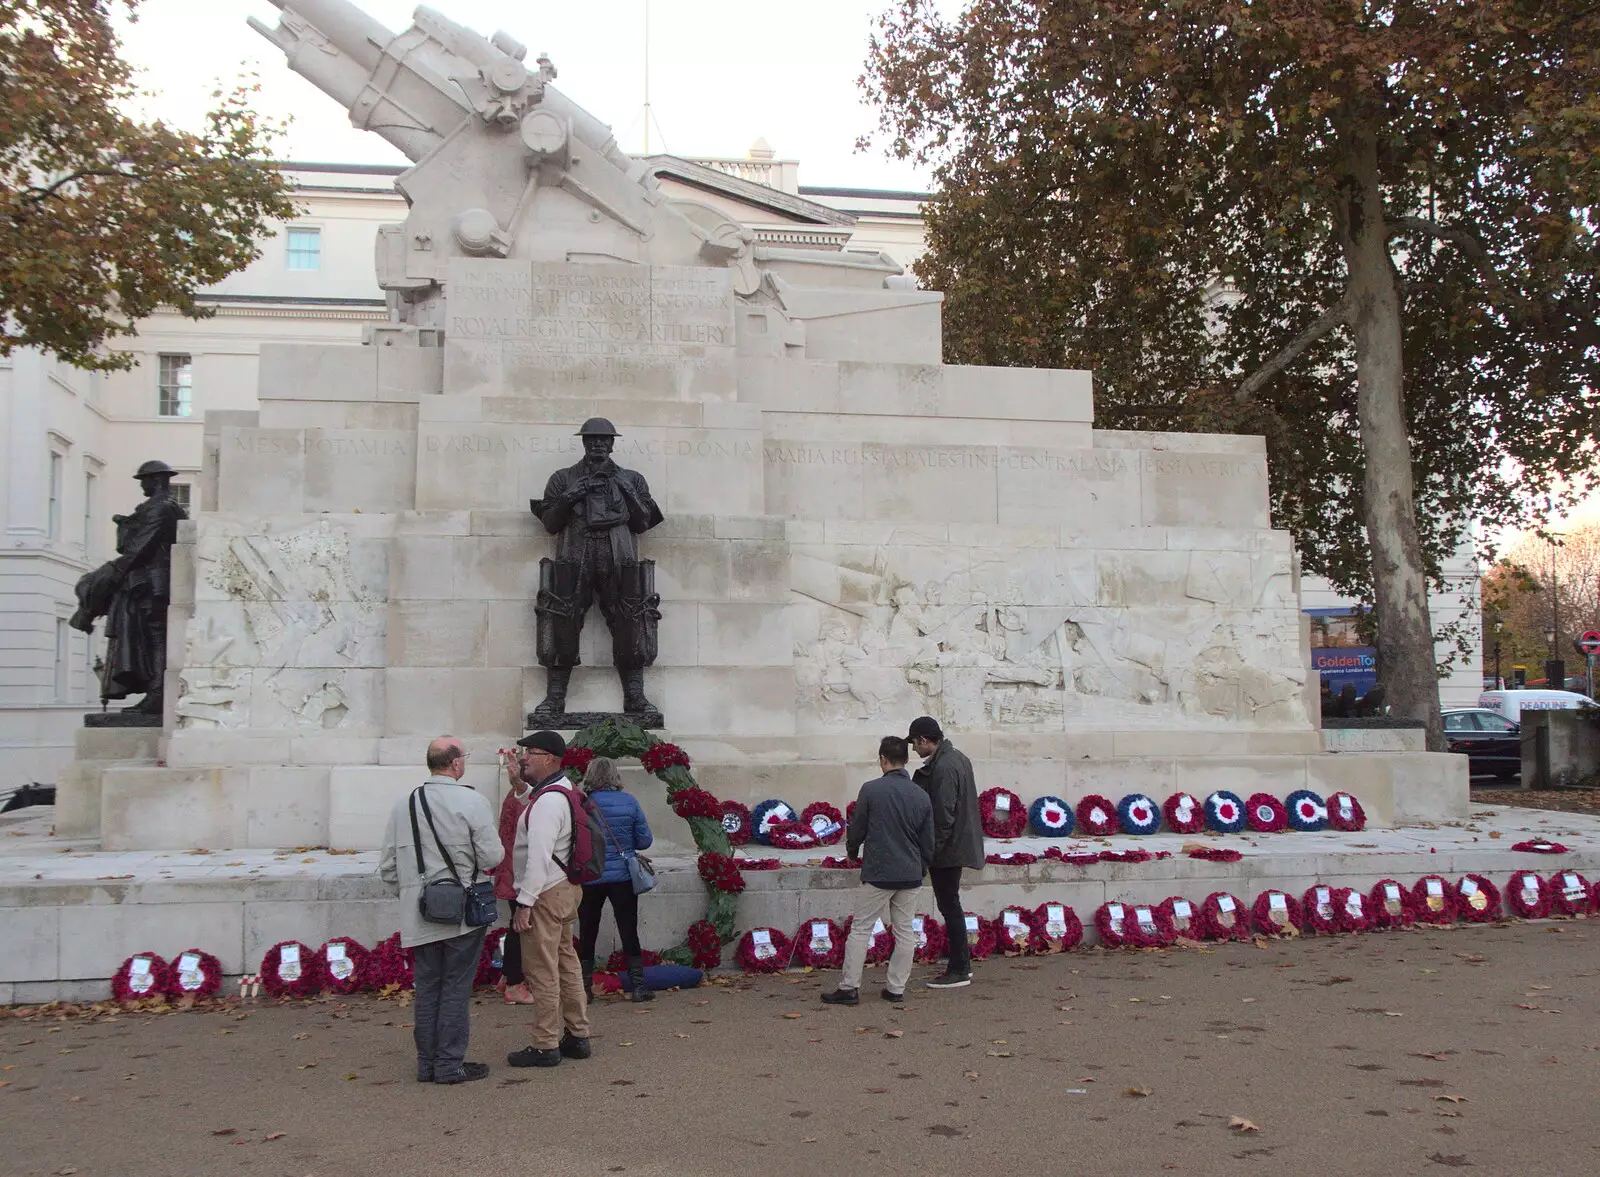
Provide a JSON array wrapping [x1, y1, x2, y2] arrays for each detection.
[[0, 144, 1478, 790]]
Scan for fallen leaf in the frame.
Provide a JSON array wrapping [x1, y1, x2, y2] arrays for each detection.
[[672, 1033, 690, 1039], [987, 1050, 1012, 1058], [296, 1064, 316, 1070], [211, 1129, 237, 1137], [1229, 1116, 1261, 1132], [612, 1080, 635, 1086], [782, 1013, 803, 1020], [1413, 1052, 1455, 1061], [1076, 1075, 1096, 1083], [884, 1030, 904, 1039], [618, 1041, 634, 1047], [963, 1071, 979, 1081], [927, 1125, 965, 1137], [263, 1132, 285, 1141], [1427, 1154, 1472, 1167], [1433, 1095, 1468, 1103], [293, 1034, 309, 1040], [1322, 976, 1354, 986], [800, 1138, 818, 1144], [1125, 1086, 1152, 1097], [790, 1110, 812, 1119]]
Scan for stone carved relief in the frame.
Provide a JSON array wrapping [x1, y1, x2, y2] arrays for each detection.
[[792, 546, 1307, 732], [176, 521, 384, 730]]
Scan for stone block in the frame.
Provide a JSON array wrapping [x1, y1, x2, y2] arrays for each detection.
[[695, 602, 792, 667], [163, 729, 287, 766], [1322, 727, 1425, 753], [259, 343, 377, 402], [763, 437, 866, 519], [728, 539, 792, 603], [387, 601, 489, 667], [74, 726, 162, 761], [288, 735, 381, 765], [452, 536, 541, 601], [0, 906, 61, 982], [101, 767, 252, 850], [997, 446, 1142, 530], [389, 535, 457, 599], [327, 766, 495, 850], [938, 364, 1094, 424], [1140, 449, 1271, 529], [376, 341, 443, 399], [63, 901, 247, 977], [1065, 758, 1176, 800], [244, 768, 331, 847], [302, 429, 417, 513], [662, 430, 764, 516], [218, 428, 306, 513], [859, 444, 999, 525]]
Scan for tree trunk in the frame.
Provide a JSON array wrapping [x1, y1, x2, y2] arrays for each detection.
[[1336, 129, 1444, 751]]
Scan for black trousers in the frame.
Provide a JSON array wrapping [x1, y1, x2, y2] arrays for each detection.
[[930, 866, 970, 974], [410, 926, 486, 1082], [577, 880, 641, 962], [501, 922, 523, 985]]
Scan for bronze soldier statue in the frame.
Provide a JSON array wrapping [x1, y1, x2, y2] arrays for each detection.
[[70, 460, 188, 721], [530, 419, 664, 724]]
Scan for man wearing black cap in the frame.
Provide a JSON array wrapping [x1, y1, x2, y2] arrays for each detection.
[[908, 716, 983, 987], [507, 729, 592, 1067], [530, 418, 664, 720]]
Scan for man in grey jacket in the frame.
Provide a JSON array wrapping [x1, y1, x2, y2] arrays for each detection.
[[822, 736, 934, 1006], [379, 736, 503, 1084], [908, 716, 984, 988]]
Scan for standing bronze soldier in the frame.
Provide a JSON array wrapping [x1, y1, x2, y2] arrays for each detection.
[[530, 419, 664, 724], [70, 460, 188, 719]]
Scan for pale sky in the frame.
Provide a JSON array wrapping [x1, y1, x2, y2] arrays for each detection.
[[116, 0, 934, 192]]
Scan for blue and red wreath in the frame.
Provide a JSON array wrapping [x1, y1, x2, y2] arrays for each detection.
[[719, 800, 753, 845], [1334, 887, 1372, 933], [750, 800, 798, 845], [910, 913, 948, 963], [1453, 874, 1502, 923], [801, 801, 847, 846], [161, 948, 223, 1000], [1029, 795, 1076, 837], [1245, 793, 1288, 833], [735, 926, 793, 973], [1158, 895, 1202, 941], [1117, 793, 1162, 836], [317, 936, 369, 995], [1368, 879, 1415, 929], [260, 940, 322, 998], [957, 911, 998, 960], [1251, 890, 1304, 936], [1410, 875, 1458, 924], [1162, 792, 1205, 834], [1076, 794, 1119, 837], [1032, 902, 1082, 952], [1197, 892, 1251, 942], [1327, 792, 1367, 832], [1550, 870, 1593, 917], [792, 917, 845, 968], [979, 787, 1028, 838], [1203, 790, 1247, 834], [1302, 885, 1343, 935], [1506, 871, 1551, 919], [110, 952, 167, 1004], [1284, 789, 1329, 832]]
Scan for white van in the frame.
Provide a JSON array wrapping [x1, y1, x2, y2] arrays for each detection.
[[1477, 689, 1597, 723]]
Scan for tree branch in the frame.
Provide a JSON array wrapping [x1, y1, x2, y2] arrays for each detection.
[[1389, 215, 1516, 315], [1234, 297, 1351, 403], [19, 167, 131, 207]]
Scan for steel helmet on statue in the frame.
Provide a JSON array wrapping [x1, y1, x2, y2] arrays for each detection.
[[575, 418, 619, 438], [133, 460, 177, 480]]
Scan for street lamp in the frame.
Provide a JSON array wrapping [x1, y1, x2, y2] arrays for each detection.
[[1493, 618, 1504, 690]]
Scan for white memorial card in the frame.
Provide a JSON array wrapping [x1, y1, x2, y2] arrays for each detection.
[[280, 944, 302, 982], [1385, 884, 1401, 900], [965, 915, 980, 933], [1269, 893, 1287, 911], [1173, 900, 1193, 920], [994, 792, 1011, 813], [1426, 878, 1444, 897], [1218, 895, 1237, 913], [129, 955, 154, 994], [177, 951, 203, 989], [1046, 904, 1067, 937], [1135, 907, 1155, 929]]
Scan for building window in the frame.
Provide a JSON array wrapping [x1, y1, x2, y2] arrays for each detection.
[[47, 450, 62, 538], [55, 618, 71, 702], [170, 482, 192, 512], [286, 226, 321, 271], [158, 353, 192, 418], [83, 469, 96, 555]]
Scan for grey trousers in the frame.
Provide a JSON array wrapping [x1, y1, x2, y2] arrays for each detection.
[[411, 927, 486, 1081]]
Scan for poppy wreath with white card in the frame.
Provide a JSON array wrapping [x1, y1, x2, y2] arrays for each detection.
[[766, 820, 821, 850], [1452, 875, 1502, 923], [1028, 795, 1076, 837], [910, 913, 948, 963], [1410, 875, 1459, 925], [111, 952, 168, 1003], [958, 911, 999, 960], [1510, 839, 1568, 854], [1302, 885, 1344, 935], [1250, 889, 1303, 937], [161, 948, 222, 1000], [735, 926, 792, 973], [750, 800, 798, 846], [1158, 895, 1202, 941], [317, 936, 369, 995], [843, 914, 896, 964], [1333, 887, 1372, 933], [1116, 793, 1162, 836], [1326, 791, 1367, 832], [995, 904, 1042, 955], [1505, 870, 1551, 919], [1076, 793, 1120, 838], [1032, 901, 1082, 952], [791, 917, 845, 969], [260, 940, 322, 998], [800, 802, 846, 846], [1116, 902, 1175, 948], [1549, 870, 1593, 917], [1367, 879, 1416, 928], [1284, 789, 1329, 832], [718, 800, 753, 846], [979, 787, 1027, 838], [1162, 792, 1206, 835], [360, 932, 414, 990], [477, 928, 506, 987], [986, 850, 1039, 865], [1202, 790, 1248, 834], [1197, 892, 1251, 942], [1245, 793, 1288, 833]]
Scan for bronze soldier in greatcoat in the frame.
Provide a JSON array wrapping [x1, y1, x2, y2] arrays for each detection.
[[70, 460, 188, 716], [530, 419, 664, 721]]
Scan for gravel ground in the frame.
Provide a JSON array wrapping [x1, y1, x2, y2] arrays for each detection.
[[1471, 790, 1600, 816], [4, 921, 1599, 1177]]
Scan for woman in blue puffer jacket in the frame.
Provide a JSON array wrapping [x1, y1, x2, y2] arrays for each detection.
[[577, 756, 655, 1002]]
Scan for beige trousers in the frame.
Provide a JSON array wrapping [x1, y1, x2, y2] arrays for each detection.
[[519, 883, 591, 1048], [840, 884, 919, 993]]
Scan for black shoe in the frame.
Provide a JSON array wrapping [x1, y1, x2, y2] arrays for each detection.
[[559, 1033, 592, 1060], [882, 988, 905, 1002], [821, 987, 860, 1006], [507, 1046, 561, 1068], [924, 970, 972, 989], [627, 955, 655, 1002], [436, 1061, 490, 1084]]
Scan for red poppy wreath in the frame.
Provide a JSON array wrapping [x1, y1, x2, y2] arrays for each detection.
[[980, 787, 1028, 838], [910, 913, 948, 963], [260, 940, 322, 998], [1302, 885, 1344, 935], [1075, 794, 1119, 838], [1251, 890, 1303, 937], [792, 917, 846, 969], [1453, 875, 1502, 923], [1550, 870, 1594, 917], [110, 952, 167, 1003], [161, 948, 223, 1000], [1505, 871, 1551, 919], [1368, 878, 1416, 929], [1158, 895, 1202, 941], [1032, 901, 1082, 953], [1197, 892, 1251, 942], [735, 927, 792, 973], [995, 904, 1043, 955], [1410, 875, 1458, 925], [1162, 792, 1206, 834], [317, 936, 369, 995]]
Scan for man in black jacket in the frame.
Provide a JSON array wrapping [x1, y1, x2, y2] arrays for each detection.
[[822, 737, 934, 1006], [908, 716, 983, 988]]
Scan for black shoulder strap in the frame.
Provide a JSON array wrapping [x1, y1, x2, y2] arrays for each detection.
[[413, 786, 477, 882]]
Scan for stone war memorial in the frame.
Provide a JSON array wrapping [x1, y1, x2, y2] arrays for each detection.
[[7, 0, 1521, 1000]]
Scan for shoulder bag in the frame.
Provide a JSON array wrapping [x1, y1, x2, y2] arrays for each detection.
[[592, 798, 657, 895], [410, 787, 499, 926]]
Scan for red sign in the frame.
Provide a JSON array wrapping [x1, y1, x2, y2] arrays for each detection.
[[1577, 631, 1600, 656]]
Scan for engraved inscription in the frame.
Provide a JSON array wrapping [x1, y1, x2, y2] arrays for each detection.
[[232, 435, 412, 457], [761, 444, 1262, 480]]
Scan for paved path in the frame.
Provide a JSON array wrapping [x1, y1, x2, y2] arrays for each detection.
[[3, 920, 1597, 1177]]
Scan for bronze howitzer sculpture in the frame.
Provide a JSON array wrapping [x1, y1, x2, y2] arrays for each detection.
[[69, 460, 188, 726]]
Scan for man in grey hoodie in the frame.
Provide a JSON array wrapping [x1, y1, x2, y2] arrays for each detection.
[[822, 736, 935, 1006]]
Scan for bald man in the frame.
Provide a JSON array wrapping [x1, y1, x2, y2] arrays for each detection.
[[380, 736, 503, 1084]]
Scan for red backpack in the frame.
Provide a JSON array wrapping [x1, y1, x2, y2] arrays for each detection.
[[531, 782, 607, 884]]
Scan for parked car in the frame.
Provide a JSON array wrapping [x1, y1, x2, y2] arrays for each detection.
[[1477, 688, 1597, 724], [1442, 708, 1521, 780]]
